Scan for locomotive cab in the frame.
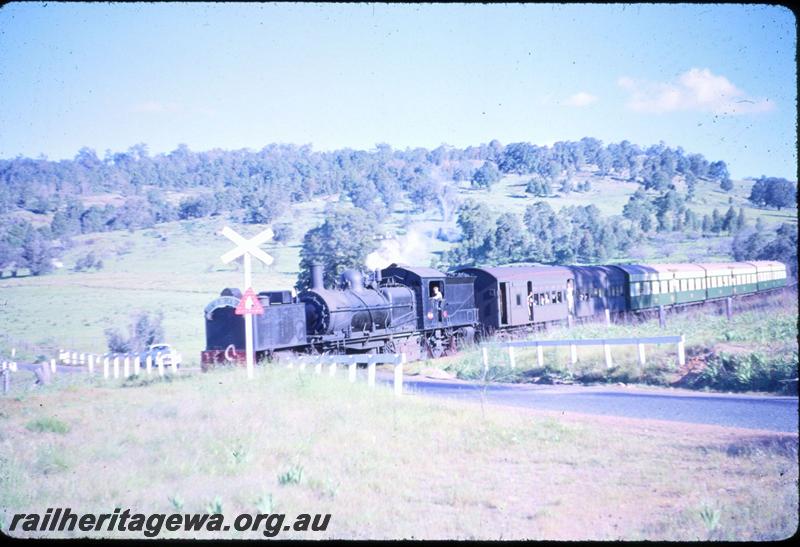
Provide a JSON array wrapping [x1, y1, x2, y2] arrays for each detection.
[[381, 264, 478, 331]]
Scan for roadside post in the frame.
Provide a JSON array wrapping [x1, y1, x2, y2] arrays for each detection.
[[220, 226, 274, 380]]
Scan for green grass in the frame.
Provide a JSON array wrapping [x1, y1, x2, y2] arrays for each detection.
[[0, 366, 796, 540], [25, 417, 70, 434]]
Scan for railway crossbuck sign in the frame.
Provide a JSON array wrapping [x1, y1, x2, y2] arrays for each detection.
[[220, 226, 274, 378]]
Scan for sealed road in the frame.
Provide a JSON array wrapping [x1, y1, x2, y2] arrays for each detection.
[[398, 377, 798, 433], [13, 362, 798, 432]]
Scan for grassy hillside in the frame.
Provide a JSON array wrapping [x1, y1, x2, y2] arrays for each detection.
[[0, 173, 796, 364], [1, 367, 797, 540]]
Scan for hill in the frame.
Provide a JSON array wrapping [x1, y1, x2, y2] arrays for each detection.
[[0, 139, 797, 362]]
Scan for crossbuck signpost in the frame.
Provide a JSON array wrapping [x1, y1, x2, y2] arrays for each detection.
[[220, 226, 274, 378]]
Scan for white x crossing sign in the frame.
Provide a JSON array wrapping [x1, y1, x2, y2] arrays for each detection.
[[219, 225, 275, 379], [220, 226, 274, 266]]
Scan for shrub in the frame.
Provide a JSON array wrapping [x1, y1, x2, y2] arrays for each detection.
[[692, 352, 798, 394], [278, 464, 304, 485], [74, 251, 104, 272], [26, 417, 70, 434], [104, 311, 165, 354]]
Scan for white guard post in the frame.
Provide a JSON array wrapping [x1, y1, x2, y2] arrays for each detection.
[[220, 226, 274, 380]]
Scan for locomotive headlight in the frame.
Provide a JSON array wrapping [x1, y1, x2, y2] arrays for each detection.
[[442, 310, 448, 318], [426, 312, 434, 320]]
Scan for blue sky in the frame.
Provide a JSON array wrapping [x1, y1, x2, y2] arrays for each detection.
[[0, 2, 796, 179]]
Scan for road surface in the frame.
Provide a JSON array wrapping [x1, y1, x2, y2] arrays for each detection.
[[396, 376, 798, 433], [11, 362, 798, 433]]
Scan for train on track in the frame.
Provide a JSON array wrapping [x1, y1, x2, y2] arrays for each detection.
[[201, 260, 788, 366]]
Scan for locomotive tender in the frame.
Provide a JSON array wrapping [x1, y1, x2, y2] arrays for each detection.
[[201, 260, 787, 365]]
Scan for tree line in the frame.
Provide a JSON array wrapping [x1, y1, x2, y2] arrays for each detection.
[[0, 138, 795, 278]]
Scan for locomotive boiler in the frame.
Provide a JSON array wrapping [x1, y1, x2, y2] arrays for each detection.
[[298, 263, 418, 351]]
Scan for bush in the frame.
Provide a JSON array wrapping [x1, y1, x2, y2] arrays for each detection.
[[26, 417, 70, 434], [691, 352, 798, 394], [272, 223, 293, 243], [105, 311, 166, 354], [73, 251, 104, 272]]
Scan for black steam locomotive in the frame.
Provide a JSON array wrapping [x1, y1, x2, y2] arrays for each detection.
[[201, 260, 787, 366], [201, 263, 479, 365]]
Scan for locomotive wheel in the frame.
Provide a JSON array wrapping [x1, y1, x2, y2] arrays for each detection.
[[426, 331, 447, 359]]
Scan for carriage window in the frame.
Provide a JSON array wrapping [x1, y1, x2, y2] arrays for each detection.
[[660, 281, 669, 293], [650, 281, 658, 295], [516, 294, 522, 306], [429, 281, 444, 299]]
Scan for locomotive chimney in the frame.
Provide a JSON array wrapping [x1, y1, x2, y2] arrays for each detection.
[[374, 268, 382, 285], [311, 262, 324, 291]]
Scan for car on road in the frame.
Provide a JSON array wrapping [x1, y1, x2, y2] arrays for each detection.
[[140, 344, 182, 368]]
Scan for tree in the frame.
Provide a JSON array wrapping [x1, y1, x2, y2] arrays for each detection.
[[492, 213, 528, 263], [296, 206, 379, 290], [710, 161, 732, 191], [471, 161, 501, 189], [0, 241, 20, 277], [736, 208, 746, 231], [443, 200, 498, 265], [722, 206, 737, 234], [622, 189, 655, 232], [701, 214, 712, 234], [748, 177, 796, 210], [577, 230, 596, 263], [242, 187, 286, 224], [685, 173, 697, 202], [711, 208, 723, 233], [20, 230, 54, 276], [732, 223, 798, 278], [178, 194, 216, 219]]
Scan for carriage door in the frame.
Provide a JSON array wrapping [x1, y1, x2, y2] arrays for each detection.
[[669, 278, 678, 304], [499, 282, 509, 326], [527, 281, 534, 321]]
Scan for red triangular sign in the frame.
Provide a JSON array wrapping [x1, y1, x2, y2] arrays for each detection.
[[234, 287, 265, 315]]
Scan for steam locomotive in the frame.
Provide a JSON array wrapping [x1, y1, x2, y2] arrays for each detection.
[[200, 260, 788, 366]]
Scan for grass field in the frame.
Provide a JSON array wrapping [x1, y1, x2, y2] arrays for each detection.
[[0, 367, 797, 540]]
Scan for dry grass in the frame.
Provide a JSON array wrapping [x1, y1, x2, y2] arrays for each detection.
[[0, 367, 796, 540]]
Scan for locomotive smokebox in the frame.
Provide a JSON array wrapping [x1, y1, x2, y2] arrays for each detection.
[[311, 262, 324, 290]]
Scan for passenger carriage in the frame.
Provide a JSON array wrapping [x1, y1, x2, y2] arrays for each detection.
[[568, 265, 627, 318], [747, 260, 787, 291], [454, 266, 574, 329], [615, 263, 708, 310]]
